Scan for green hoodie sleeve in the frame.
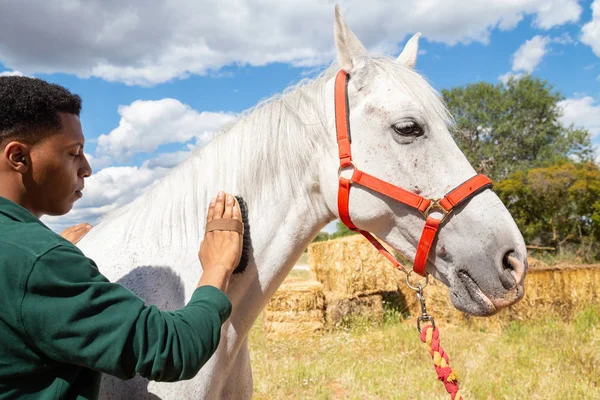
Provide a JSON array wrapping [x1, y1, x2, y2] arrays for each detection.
[[19, 244, 232, 382]]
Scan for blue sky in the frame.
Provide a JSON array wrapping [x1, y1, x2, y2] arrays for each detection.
[[1, 0, 599, 233]]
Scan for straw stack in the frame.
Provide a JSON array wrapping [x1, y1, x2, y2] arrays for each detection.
[[308, 235, 406, 297], [263, 280, 326, 338], [388, 262, 600, 330], [308, 235, 600, 331], [325, 294, 384, 326]]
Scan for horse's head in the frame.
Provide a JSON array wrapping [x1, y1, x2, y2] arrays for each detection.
[[320, 7, 527, 316]]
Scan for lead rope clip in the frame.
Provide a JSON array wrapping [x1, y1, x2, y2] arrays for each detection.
[[415, 283, 435, 334]]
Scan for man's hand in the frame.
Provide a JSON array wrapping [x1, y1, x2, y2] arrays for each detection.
[[60, 223, 92, 244], [197, 191, 243, 293]]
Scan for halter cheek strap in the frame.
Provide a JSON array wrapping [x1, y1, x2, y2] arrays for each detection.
[[334, 69, 493, 276]]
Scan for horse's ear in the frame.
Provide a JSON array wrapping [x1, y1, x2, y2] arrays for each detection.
[[397, 33, 421, 69], [334, 5, 368, 73]]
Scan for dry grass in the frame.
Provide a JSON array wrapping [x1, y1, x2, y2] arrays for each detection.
[[249, 306, 600, 399], [254, 237, 600, 398]]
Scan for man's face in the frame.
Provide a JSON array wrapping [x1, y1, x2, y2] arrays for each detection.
[[26, 112, 92, 216]]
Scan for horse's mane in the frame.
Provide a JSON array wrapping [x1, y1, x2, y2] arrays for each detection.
[[89, 57, 451, 248]]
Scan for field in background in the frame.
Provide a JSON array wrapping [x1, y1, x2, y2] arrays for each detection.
[[250, 243, 600, 399], [248, 306, 600, 399]]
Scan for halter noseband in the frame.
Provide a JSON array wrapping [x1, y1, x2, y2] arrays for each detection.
[[334, 70, 493, 277]]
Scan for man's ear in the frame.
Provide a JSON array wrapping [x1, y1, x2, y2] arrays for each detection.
[[3, 141, 30, 173]]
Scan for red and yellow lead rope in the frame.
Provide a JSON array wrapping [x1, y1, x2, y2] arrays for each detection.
[[420, 324, 463, 400]]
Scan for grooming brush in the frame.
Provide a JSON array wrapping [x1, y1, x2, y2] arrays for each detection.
[[234, 195, 251, 274]]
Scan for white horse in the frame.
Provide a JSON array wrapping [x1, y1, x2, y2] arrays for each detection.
[[79, 7, 527, 399]]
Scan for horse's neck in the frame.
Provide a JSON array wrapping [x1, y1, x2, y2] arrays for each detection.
[[82, 78, 338, 307], [84, 158, 208, 262], [227, 171, 333, 307]]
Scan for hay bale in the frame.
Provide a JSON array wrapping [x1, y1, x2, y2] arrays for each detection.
[[399, 265, 600, 330], [309, 236, 600, 330], [264, 309, 325, 323], [264, 280, 326, 338], [325, 294, 384, 326], [528, 256, 549, 269], [265, 280, 325, 312], [308, 235, 406, 297], [506, 265, 600, 320]]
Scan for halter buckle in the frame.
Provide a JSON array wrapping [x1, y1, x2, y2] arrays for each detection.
[[422, 199, 450, 223]]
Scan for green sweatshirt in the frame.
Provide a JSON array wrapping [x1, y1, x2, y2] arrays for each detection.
[[0, 196, 232, 400]]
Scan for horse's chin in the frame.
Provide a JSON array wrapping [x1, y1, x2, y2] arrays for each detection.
[[429, 261, 525, 316], [449, 271, 498, 316]]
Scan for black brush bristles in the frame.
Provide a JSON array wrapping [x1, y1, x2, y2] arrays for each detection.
[[234, 195, 251, 274]]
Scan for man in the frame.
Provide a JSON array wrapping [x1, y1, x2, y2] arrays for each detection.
[[0, 76, 243, 399]]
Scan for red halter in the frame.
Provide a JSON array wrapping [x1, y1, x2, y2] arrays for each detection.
[[334, 70, 493, 277]]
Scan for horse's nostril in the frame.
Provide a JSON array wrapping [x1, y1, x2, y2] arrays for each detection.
[[502, 251, 515, 271], [501, 250, 526, 288], [498, 250, 519, 290]]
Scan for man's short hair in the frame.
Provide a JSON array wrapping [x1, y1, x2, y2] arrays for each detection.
[[0, 76, 82, 145]]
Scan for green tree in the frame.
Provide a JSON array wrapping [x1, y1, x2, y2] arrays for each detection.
[[496, 161, 600, 261], [442, 75, 593, 181], [330, 220, 358, 239], [311, 221, 358, 243], [311, 231, 330, 243]]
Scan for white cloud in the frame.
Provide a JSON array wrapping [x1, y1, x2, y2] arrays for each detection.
[[582, 0, 600, 57], [96, 99, 235, 161], [559, 96, 600, 169], [499, 71, 524, 84], [512, 35, 550, 73], [533, 0, 582, 29], [0, 0, 583, 86], [77, 165, 169, 209], [558, 96, 600, 138], [42, 164, 171, 232], [498, 34, 552, 82], [550, 32, 575, 45], [0, 70, 25, 77], [321, 220, 338, 234], [84, 153, 112, 172]]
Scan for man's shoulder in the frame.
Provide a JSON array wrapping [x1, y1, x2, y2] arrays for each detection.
[[0, 220, 74, 259]]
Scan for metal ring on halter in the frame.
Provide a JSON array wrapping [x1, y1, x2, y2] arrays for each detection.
[[337, 162, 357, 181], [405, 269, 429, 291], [421, 199, 450, 223]]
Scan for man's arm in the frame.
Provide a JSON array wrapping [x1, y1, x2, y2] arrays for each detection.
[[20, 244, 231, 381]]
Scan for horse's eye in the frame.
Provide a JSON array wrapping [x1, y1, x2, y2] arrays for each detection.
[[392, 121, 424, 137]]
